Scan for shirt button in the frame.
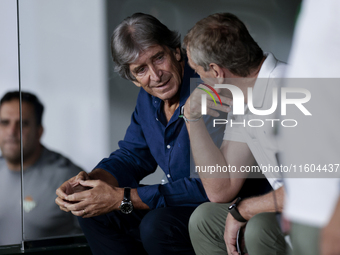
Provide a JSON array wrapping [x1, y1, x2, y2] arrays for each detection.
[[156, 118, 159, 121], [167, 174, 171, 178], [167, 145, 171, 149]]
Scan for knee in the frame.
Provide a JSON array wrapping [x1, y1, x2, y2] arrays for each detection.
[[189, 202, 225, 240], [77, 215, 95, 230], [189, 202, 213, 234], [139, 210, 164, 242], [244, 213, 278, 249], [140, 208, 193, 254], [139, 208, 176, 249]]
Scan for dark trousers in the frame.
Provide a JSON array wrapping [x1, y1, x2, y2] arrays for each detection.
[[78, 206, 196, 255]]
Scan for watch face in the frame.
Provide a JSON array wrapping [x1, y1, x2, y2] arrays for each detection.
[[120, 201, 133, 214]]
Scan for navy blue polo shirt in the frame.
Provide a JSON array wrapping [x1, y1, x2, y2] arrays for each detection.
[[95, 61, 225, 210]]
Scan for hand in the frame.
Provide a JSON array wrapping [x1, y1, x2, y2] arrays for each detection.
[[62, 179, 124, 218], [224, 213, 247, 255], [55, 171, 90, 212], [184, 84, 232, 120], [281, 215, 291, 235]]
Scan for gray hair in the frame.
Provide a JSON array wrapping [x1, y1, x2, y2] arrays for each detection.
[[183, 13, 263, 77], [111, 13, 182, 81]]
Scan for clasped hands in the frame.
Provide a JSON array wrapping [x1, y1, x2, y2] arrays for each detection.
[[55, 171, 124, 218]]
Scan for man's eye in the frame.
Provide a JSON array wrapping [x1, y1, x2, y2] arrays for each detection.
[[155, 55, 164, 62], [0, 120, 9, 126], [136, 67, 146, 75], [22, 121, 29, 127]]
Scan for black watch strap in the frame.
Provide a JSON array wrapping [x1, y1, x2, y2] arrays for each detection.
[[228, 197, 247, 222], [119, 187, 133, 214], [123, 187, 131, 201]]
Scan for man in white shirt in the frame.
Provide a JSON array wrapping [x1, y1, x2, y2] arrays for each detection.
[[182, 13, 288, 255]]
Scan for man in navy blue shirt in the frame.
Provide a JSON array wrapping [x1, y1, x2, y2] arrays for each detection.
[[55, 13, 226, 255]]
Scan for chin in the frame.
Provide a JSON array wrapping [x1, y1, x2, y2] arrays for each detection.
[[5, 154, 21, 164], [159, 88, 179, 101]]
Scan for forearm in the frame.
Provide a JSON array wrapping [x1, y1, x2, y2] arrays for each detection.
[[238, 186, 285, 220], [187, 120, 233, 200], [130, 188, 149, 210], [187, 119, 228, 176], [187, 120, 248, 203]]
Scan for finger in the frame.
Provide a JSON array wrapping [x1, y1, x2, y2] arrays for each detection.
[[204, 92, 233, 106], [79, 179, 100, 188], [58, 206, 70, 213], [205, 109, 221, 118], [219, 95, 233, 106], [56, 174, 79, 198], [225, 231, 239, 255], [205, 100, 231, 113], [71, 172, 88, 186], [71, 208, 87, 217], [56, 186, 68, 199], [66, 189, 89, 202], [70, 203, 99, 218], [76, 171, 89, 181], [227, 243, 239, 255], [66, 200, 88, 212], [225, 235, 236, 255], [203, 85, 233, 101], [214, 87, 222, 93], [55, 197, 71, 212], [81, 208, 97, 219]]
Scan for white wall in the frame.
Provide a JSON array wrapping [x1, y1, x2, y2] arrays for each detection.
[[0, 0, 19, 101], [17, 0, 109, 171]]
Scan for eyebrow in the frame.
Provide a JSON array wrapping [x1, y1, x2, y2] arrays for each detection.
[[131, 50, 165, 74]]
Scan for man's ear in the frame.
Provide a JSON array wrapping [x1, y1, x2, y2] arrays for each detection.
[[174, 48, 182, 62], [209, 63, 225, 78], [132, 81, 142, 87]]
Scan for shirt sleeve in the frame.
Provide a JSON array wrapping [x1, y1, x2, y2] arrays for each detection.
[[94, 106, 158, 188], [137, 177, 208, 209]]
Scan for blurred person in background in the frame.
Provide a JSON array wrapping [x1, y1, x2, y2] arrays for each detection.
[[280, 0, 340, 255], [0, 91, 82, 245]]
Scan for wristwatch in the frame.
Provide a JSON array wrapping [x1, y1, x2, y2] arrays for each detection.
[[228, 197, 247, 222], [119, 187, 133, 214]]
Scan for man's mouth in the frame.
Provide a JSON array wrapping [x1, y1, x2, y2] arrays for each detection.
[[156, 78, 171, 88], [4, 139, 20, 145]]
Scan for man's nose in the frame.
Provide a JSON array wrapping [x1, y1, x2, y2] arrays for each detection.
[[149, 65, 162, 82], [8, 123, 20, 136]]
